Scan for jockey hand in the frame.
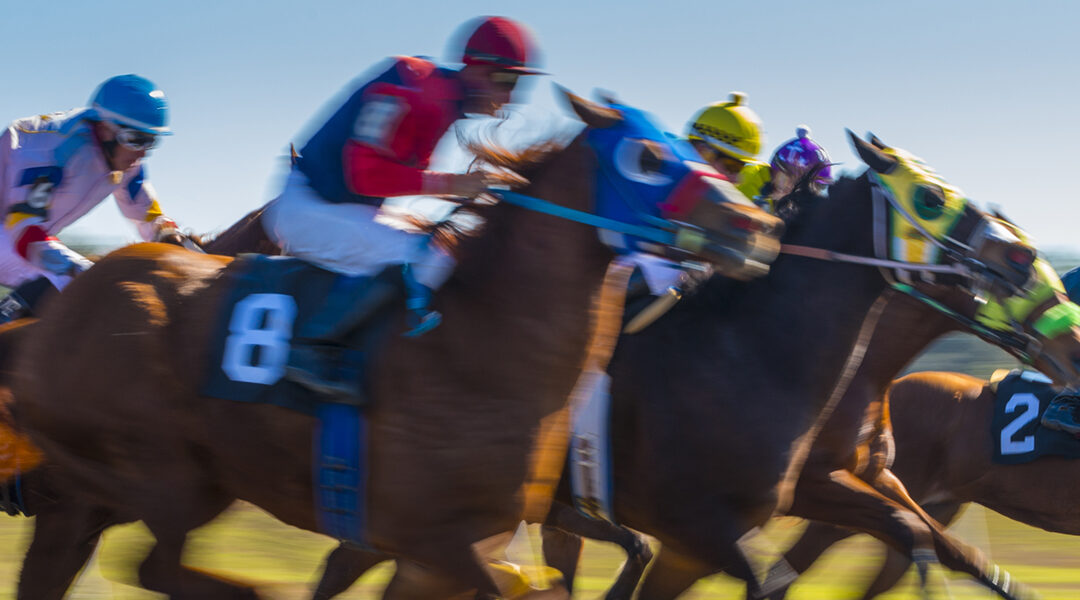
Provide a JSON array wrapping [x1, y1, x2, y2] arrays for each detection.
[[26, 239, 93, 277], [422, 171, 495, 200], [150, 216, 182, 244]]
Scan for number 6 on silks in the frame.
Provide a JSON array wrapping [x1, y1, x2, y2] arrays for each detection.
[[222, 293, 298, 385]]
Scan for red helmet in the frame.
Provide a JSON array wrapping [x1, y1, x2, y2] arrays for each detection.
[[460, 16, 544, 74]]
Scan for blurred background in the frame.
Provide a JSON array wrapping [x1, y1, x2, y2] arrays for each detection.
[[3, 0, 1080, 597]]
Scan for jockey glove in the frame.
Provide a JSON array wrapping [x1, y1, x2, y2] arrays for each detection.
[[26, 240, 93, 276]]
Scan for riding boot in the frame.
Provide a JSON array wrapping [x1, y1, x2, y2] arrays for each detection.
[[1040, 393, 1080, 436], [402, 263, 441, 337], [285, 273, 402, 399], [0, 276, 58, 324]]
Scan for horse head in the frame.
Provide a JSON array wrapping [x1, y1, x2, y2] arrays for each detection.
[[848, 131, 1080, 388], [558, 90, 783, 280]]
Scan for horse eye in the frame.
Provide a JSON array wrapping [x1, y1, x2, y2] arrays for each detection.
[[639, 143, 665, 174], [916, 185, 945, 209], [614, 139, 673, 186]]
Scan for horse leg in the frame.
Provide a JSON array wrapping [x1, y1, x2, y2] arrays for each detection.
[[871, 469, 1034, 600], [787, 470, 938, 577], [858, 502, 965, 600], [759, 521, 856, 600], [312, 543, 390, 599], [541, 501, 652, 599], [539, 526, 583, 593], [634, 545, 715, 600], [17, 502, 114, 600], [137, 491, 259, 600]]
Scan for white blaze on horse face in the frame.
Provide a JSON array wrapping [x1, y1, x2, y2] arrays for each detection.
[[222, 292, 298, 385]]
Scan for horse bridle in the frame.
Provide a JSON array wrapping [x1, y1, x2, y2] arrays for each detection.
[[780, 174, 1047, 361]]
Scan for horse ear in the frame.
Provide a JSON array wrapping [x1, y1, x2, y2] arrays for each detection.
[[847, 129, 898, 174], [868, 133, 888, 149], [558, 85, 622, 129]]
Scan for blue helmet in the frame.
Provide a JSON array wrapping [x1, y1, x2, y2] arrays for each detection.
[[89, 74, 172, 135]]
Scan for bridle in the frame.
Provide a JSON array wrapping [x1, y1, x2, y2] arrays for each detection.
[[779, 173, 1047, 361]]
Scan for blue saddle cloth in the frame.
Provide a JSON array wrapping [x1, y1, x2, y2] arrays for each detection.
[[201, 254, 396, 546], [992, 370, 1080, 464]]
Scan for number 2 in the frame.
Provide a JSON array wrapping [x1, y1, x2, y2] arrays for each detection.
[[1000, 392, 1039, 455]]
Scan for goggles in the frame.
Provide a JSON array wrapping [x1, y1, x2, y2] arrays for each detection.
[[106, 121, 158, 151], [489, 71, 520, 90]]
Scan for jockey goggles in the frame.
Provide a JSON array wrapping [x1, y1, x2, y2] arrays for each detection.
[[489, 70, 520, 90], [106, 121, 158, 151]]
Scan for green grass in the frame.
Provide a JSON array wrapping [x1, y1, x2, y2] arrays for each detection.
[[2, 503, 1079, 598]]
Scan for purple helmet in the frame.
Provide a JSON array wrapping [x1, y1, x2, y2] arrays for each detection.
[[770, 126, 834, 192]]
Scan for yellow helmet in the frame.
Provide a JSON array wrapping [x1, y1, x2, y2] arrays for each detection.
[[687, 92, 763, 163]]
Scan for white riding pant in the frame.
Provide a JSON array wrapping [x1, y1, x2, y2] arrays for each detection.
[[263, 171, 455, 289]]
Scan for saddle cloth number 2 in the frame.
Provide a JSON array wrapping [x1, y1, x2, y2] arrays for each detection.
[[222, 293, 298, 385], [1000, 392, 1039, 456]]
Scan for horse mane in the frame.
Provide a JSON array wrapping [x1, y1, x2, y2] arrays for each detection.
[[681, 171, 870, 312]]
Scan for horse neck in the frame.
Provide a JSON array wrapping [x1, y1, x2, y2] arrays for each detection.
[[441, 141, 613, 351], [719, 175, 895, 394], [855, 294, 961, 395], [200, 208, 279, 257]]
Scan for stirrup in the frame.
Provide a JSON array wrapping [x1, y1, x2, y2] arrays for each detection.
[[285, 346, 363, 399], [405, 309, 442, 338]]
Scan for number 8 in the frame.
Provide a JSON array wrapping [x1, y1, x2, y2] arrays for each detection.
[[222, 293, 297, 385]]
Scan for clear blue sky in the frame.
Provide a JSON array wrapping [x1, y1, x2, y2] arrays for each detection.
[[4, 0, 1079, 252]]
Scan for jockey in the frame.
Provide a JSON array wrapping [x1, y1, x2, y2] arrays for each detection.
[[0, 74, 179, 321], [263, 16, 544, 396], [755, 125, 835, 214], [1041, 265, 1080, 434], [686, 92, 767, 199]]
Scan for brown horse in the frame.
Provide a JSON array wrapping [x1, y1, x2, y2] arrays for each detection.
[[0, 213, 280, 600], [10, 93, 781, 600], [770, 369, 1080, 599], [311, 135, 1080, 600]]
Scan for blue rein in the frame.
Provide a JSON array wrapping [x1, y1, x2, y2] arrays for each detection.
[[490, 188, 677, 246]]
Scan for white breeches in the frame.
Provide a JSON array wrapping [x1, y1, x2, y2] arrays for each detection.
[[263, 171, 455, 289]]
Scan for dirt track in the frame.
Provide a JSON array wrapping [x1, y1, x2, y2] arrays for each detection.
[[2, 500, 1078, 599]]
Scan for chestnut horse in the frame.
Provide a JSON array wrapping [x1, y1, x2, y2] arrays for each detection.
[[770, 369, 1080, 599], [0, 215, 280, 600], [312, 135, 1080, 600], [10, 94, 781, 600]]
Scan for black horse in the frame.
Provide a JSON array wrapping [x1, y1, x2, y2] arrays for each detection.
[[311, 132, 1080, 600]]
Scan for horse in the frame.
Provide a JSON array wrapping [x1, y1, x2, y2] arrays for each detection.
[[309, 133, 1080, 600], [769, 368, 1080, 599], [9, 92, 782, 599], [519, 133, 1080, 600], [0, 211, 281, 599]]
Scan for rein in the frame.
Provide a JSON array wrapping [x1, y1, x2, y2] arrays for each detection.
[[489, 189, 678, 246], [776, 176, 1040, 359]]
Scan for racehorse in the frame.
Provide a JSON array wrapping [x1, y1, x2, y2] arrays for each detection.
[[768, 369, 1080, 599], [9, 93, 781, 599], [309, 134, 1080, 600], [521, 133, 1080, 600], [0, 215, 280, 600]]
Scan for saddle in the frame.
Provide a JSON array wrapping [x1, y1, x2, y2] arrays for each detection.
[[991, 369, 1080, 464]]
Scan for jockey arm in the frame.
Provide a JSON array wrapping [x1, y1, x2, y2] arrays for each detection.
[[0, 126, 89, 276], [342, 79, 484, 199], [111, 167, 178, 241]]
